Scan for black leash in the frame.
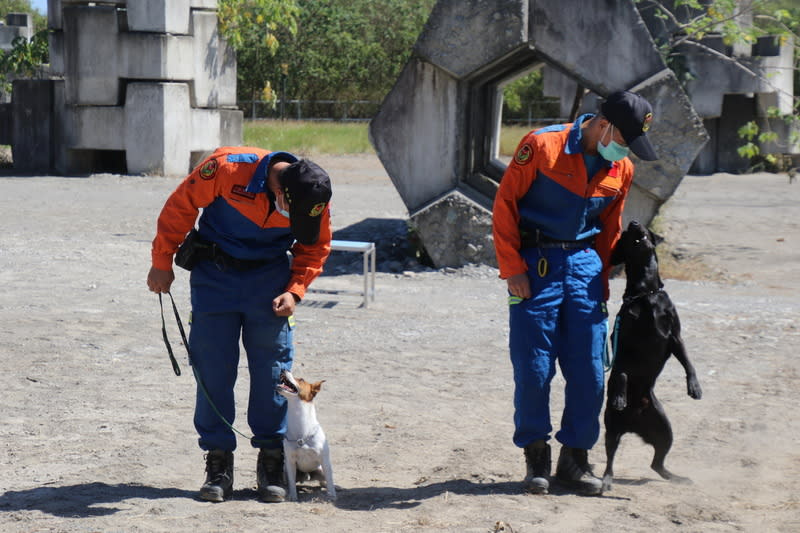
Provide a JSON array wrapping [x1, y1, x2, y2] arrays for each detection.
[[158, 292, 278, 447], [159, 292, 185, 376]]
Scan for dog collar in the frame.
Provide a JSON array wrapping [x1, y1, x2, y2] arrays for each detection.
[[285, 424, 320, 447], [621, 286, 663, 307]]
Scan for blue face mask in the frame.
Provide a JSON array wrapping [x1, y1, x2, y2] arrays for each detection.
[[274, 199, 290, 219], [597, 124, 629, 162]]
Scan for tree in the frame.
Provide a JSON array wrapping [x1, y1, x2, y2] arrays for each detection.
[[216, 0, 300, 107], [243, 0, 436, 117], [502, 70, 562, 125], [0, 29, 48, 96]]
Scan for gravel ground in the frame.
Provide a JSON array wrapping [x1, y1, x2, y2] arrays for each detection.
[[0, 155, 798, 532]]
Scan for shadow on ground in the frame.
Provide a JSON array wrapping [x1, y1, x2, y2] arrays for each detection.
[[331, 477, 635, 510], [0, 482, 195, 518], [326, 217, 422, 276]]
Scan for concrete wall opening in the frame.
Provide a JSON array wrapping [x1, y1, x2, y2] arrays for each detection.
[[464, 50, 598, 201], [69, 149, 128, 175]]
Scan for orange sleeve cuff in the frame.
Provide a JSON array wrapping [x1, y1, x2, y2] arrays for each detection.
[[286, 279, 307, 300], [152, 253, 174, 272]]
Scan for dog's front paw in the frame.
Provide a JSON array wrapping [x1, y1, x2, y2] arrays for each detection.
[[687, 377, 702, 399]]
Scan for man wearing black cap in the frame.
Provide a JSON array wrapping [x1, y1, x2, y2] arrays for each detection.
[[493, 90, 658, 496], [147, 147, 332, 503]]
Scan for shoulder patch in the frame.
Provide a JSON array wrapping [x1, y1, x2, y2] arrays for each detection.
[[514, 144, 533, 166], [199, 159, 218, 180], [309, 202, 327, 217]]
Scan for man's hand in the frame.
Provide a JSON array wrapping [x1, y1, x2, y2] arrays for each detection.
[[147, 266, 175, 293], [272, 291, 299, 317], [506, 272, 531, 299]]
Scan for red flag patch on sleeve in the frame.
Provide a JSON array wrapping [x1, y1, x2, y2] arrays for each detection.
[[514, 144, 533, 165], [200, 159, 218, 180]]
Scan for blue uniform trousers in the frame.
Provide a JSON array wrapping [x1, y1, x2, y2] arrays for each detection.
[[188, 257, 293, 451], [509, 246, 607, 450]]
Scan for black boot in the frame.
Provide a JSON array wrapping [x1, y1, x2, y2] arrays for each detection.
[[257, 447, 287, 502], [523, 440, 551, 494], [555, 446, 602, 496], [199, 450, 234, 502]]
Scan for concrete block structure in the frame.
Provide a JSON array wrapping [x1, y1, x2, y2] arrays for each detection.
[[5, 0, 241, 175], [0, 13, 33, 51], [370, 0, 708, 269], [638, 1, 796, 173]]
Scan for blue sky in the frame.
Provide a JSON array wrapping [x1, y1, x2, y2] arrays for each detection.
[[30, 0, 47, 14]]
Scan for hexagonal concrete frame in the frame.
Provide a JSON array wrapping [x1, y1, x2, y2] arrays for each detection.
[[369, 0, 709, 268]]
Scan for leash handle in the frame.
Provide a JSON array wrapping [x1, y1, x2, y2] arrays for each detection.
[[159, 292, 185, 376]]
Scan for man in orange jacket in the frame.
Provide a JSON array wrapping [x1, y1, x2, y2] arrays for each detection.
[[147, 147, 332, 503], [493, 91, 658, 495]]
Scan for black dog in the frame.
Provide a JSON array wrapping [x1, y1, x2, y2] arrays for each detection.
[[602, 220, 702, 493]]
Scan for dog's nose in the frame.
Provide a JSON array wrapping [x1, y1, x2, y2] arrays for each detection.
[[629, 220, 641, 229]]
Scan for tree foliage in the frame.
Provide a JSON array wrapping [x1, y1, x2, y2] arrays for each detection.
[[246, 0, 436, 110], [217, 0, 300, 103], [0, 29, 47, 95], [502, 69, 561, 123]]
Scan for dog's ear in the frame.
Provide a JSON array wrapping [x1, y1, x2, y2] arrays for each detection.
[[610, 237, 626, 266], [310, 380, 326, 396], [649, 230, 664, 247]]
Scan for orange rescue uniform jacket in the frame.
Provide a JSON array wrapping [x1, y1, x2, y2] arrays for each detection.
[[151, 146, 331, 299], [493, 115, 635, 298]]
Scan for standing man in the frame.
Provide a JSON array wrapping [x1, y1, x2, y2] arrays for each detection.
[[147, 147, 332, 503], [492, 91, 658, 495]]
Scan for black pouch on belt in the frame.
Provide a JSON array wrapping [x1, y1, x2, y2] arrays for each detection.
[[174, 229, 213, 271]]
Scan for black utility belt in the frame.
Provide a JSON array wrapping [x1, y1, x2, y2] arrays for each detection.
[[520, 233, 595, 250], [174, 229, 273, 271]]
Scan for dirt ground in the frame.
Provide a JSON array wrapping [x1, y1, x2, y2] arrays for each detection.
[[0, 154, 798, 532]]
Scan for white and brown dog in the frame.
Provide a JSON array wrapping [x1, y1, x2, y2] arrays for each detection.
[[276, 370, 336, 501]]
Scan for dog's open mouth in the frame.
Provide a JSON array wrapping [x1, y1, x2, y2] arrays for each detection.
[[276, 371, 298, 395]]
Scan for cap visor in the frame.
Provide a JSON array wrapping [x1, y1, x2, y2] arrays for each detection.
[[628, 135, 658, 161]]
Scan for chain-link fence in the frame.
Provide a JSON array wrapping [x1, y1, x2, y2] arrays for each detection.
[[501, 98, 564, 128], [240, 100, 381, 121]]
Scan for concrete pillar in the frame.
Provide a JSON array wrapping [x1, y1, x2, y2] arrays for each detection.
[[62, 5, 120, 105], [127, 0, 192, 34], [124, 83, 191, 176]]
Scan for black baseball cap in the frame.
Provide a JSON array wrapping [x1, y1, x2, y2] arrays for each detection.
[[601, 90, 658, 161], [279, 159, 332, 245]]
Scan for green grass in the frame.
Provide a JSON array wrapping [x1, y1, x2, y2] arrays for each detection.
[[243, 119, 374, 155], [500, 124, 553, 156], [242, 119, 543, 157]]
